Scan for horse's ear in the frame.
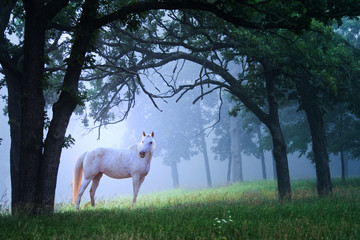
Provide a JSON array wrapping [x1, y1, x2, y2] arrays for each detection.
[[143, 131, 146, 137], [151, 132, 154, 137]]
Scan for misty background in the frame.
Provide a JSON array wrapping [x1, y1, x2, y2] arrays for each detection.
[[1, 61, 360, 205]]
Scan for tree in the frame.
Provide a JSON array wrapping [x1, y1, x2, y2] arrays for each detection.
[[213, 96, 268, 182], [240, 110, 269, 180], [211, 97, 233, 182], [326, 104, 360, 180], [195, 102, 213, 187], [102, 10, 293, 199], [281, 22, 360, 196], [1, 0, 359, 214]]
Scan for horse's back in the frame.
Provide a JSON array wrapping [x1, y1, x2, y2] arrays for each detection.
[[83, 147, 134, 179]]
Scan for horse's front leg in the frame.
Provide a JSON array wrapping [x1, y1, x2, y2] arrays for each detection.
[[131, 175, 145, 207]]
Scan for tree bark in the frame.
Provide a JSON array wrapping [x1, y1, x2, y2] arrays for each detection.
[[230, 115, 243, 182], [12, 0, 47, 214], [263, 65, 291, 200], [296, 77, 332, 196], [340, 149, 345, 181], [170, 161, 180, 188], [257, 124, 267, 179], [232, 151, 243, 182], [4, 68, 22, 213], [344, 154, 348, 179], [267, 122, 291, 199], [200, 132, 212, 187], [1, 0, 31, 214], [338, 111, 346, 181], [272, 155, 277, 180], [226, 155, 232, 183]]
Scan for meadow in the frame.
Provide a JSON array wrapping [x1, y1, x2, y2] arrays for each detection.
[[0, 178, 359, 239]]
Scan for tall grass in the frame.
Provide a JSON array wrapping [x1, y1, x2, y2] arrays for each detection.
[[0, 178, 359, 239]]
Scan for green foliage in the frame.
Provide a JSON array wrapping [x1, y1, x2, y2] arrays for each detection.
[[6, 1, 25, 40], [1, 179, 360, 239], [63, 134, 75, 149], [326, 104, 360, 159]]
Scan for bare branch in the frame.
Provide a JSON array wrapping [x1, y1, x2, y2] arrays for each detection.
[[136, 74, 163, 112], [0, 187, 6, 202], [195, 88, 224, 137], [192, 85, 222, 105]]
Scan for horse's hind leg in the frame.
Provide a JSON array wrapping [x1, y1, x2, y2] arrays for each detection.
[[76, 178, 91, 210], [90, 172, 103, 207]]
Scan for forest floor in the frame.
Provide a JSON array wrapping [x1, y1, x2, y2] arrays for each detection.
[[0, 178, 359, 239]]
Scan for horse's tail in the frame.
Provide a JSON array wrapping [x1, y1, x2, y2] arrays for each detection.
[[72, 152, 87, 205]]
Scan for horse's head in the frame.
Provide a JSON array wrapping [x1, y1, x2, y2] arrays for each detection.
[[139, 131, 155, 158]]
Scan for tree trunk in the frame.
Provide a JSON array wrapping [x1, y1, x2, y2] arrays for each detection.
[[260, 150, 267, 180], [200, 132, 212, 187], [11, 0, 47, 214], [4, 68, 22, 213], [170, 161, 180, 188], [344, 155, 348, 179], [340, 148, 345, 181], [296, 78, 332, 197], [227, 156, 232, 183], [305, 104, 332, 196], [39, 0, 99, 213], [263, 65, 291, 200], [272, 155, 277, 180], [232, 151, 243, 182], [257, 124, 267, 179], [339, 110, 346, 181], [228, 63, 291, 199], [268, 123, 291, 199], [5, 0, 98, 214], [230, 115, 243, 182]]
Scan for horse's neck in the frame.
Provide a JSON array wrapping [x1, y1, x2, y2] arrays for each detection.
[[144, 151, 153, 163]]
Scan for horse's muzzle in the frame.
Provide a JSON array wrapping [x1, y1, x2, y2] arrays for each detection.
[[139, 151, 146, 158]]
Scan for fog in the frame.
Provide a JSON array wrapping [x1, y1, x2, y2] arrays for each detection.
[[1, 81, 360, 205]]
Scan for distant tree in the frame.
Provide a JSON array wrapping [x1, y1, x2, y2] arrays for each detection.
[[194, 101, 213, 187], [326, 104, 360, 180], [240, 109, 270, 180], [211, 97, 250, 183], [210, 92, 271, 183], [211, 97, 232, 182]]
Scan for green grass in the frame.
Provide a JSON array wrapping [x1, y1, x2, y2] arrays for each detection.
[[1, 178, 360, 239]]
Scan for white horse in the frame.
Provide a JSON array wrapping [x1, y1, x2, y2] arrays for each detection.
[[72, 131, 155, 210]]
